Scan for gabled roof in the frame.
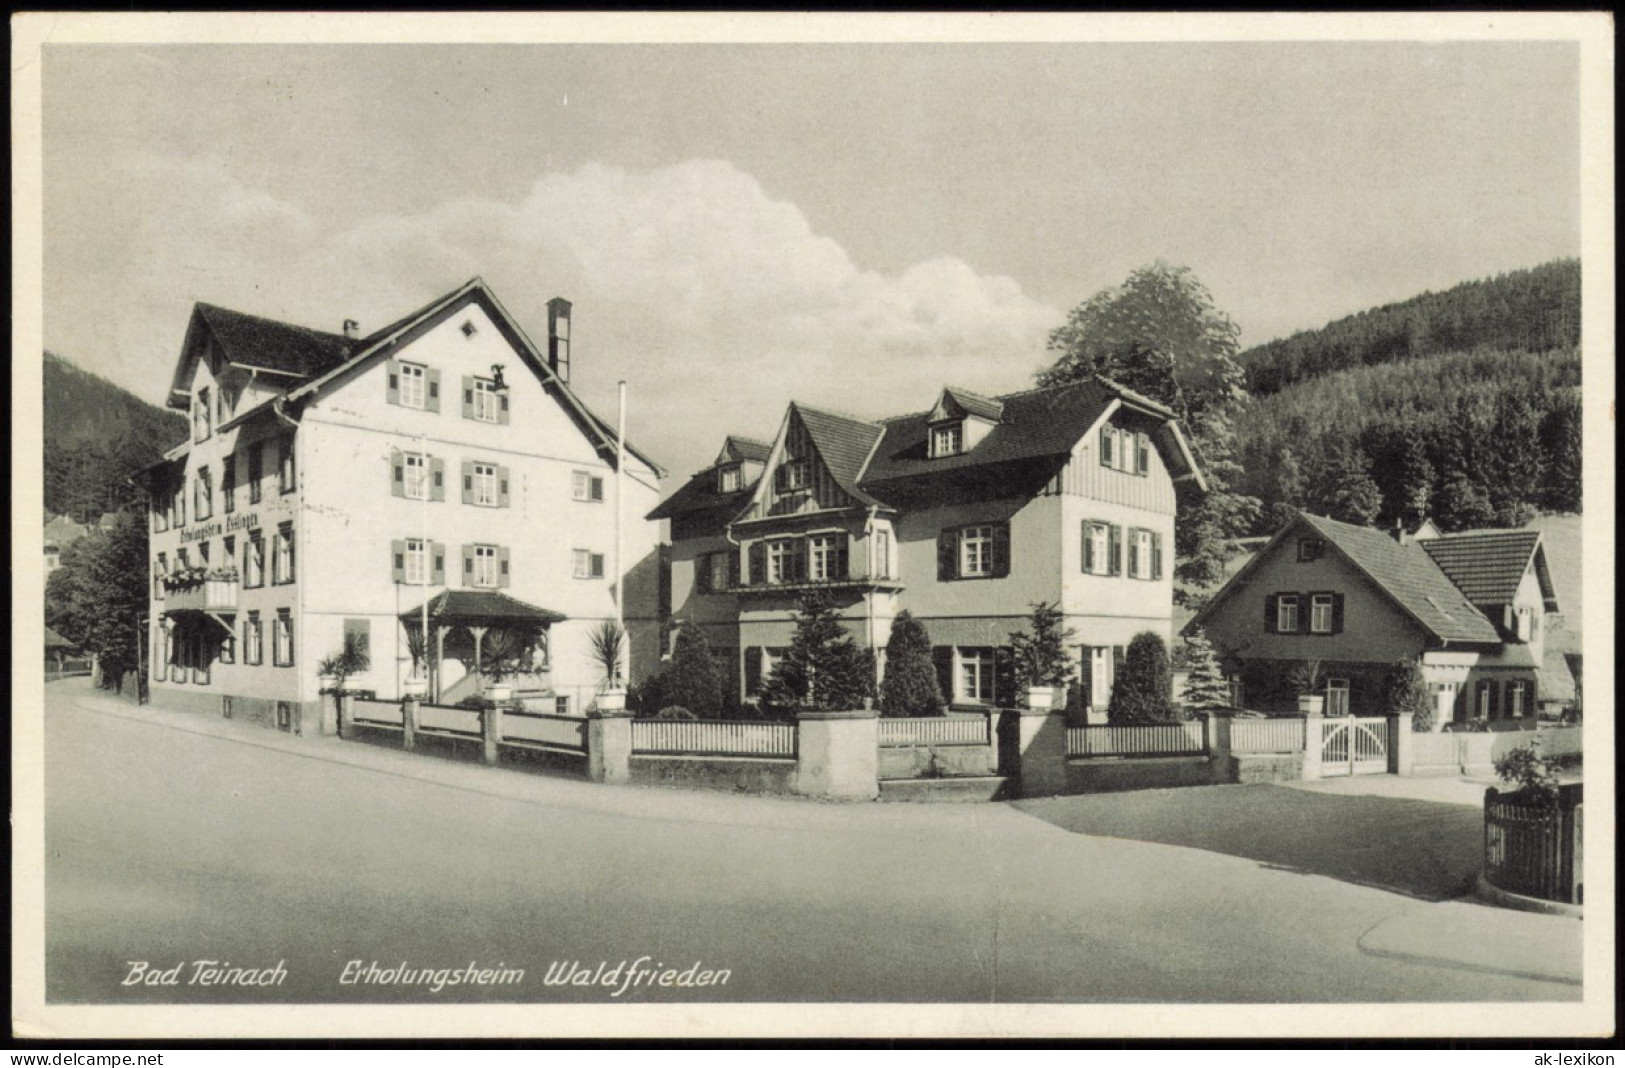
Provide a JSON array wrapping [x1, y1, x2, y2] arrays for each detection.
[[1186, 512, 1502, 645], [718, 436, 772, 465], [45, 626, 77, 649], [170, 304, 358, 406], [930, 386, 1005, 424], [646, 470, 757, 523], [1420, 530, 1556, 612], [793, 403, 886, 508], [399, 589, 567, 626]]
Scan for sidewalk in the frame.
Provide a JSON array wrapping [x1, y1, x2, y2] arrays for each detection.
[[1283, 772, 1497, 807], [1358, 899, 1583, 986]]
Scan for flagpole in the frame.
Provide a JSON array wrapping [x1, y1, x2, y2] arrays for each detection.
[[615, 380, 627, 686]]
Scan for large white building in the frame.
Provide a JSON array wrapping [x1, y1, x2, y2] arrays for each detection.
[[142, 279, 665, 733]]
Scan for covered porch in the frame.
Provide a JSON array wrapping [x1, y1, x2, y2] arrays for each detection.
[[399, 590, 566, 704]]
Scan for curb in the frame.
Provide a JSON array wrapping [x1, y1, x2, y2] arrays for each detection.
[[1475, 873, 1584, 918]]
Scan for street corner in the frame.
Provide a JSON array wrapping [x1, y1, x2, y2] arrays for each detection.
[[1356, 897, 1583, 988]]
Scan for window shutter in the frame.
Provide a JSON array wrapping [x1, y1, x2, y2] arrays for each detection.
[[1331, 593, 1345, 635], [747, 541, 766, 587], [430, 457, 446, 502], [1077, 644, 1093, 708], [391, 539, 405, 582], [462, 545, 474, 587], [1111, 646, 1126, 703], [793, 537, 809, 582], [1128, 530, 1140, 578], [461, 376, 474, 419], [745, 647, 763, 696], [932, 646, 954, 705], [1151, 532, 1163, 580], [287, 529, 296, 582], [1264, 594, 1277, 633], [1100, 425, 1113, 467], [499, 546, 511, 588], [497, 465, 510, 508], [498, 392, 510, 425], [696, 554, 712, 594], [1136, 433, 1151, 475], [386, 359, 400, 405], [938, 529, 957, 581], [1108, 525, 1122, 576], [992, 523, 1011, 578], [391, 449, 404, 497], [461, 461, 474, 505], [728, 551, 741, 589], [1082, 522, 1095, 573], [426, 368, 441, 413], [836, 538, 850, 580], [431, 542, 445, 585]]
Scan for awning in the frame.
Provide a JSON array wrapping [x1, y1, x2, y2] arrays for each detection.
[[399, 590, 567, 628]]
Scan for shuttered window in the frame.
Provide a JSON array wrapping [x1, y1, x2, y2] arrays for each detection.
[[222, 457, 236, 514], [938, 523, 1011, 581]]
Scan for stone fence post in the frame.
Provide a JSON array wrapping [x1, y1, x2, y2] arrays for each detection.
[[1387, 711, 1414, 775], [1300, 712, 1324, 780], [336, 692, 354, 738], [587, 709, 633, 784], [483, 703, 504, 766], [1013, 709, 1068, 798], [402, 695, 420, 752], [795, 710, 878, 800]]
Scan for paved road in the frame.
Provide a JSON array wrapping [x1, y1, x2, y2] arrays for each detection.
[[41, 681, 1578, 1005]]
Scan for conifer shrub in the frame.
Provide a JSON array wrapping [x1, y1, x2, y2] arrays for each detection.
[[879, 610, 944, 717]]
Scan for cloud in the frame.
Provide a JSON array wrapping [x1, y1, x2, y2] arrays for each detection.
[[46, 156, 1061, 483]]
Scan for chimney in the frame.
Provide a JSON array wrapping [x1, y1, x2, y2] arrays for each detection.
[[1394, 519, 1409, 545], [547, 297, 572, 384], [342, 319, 360, 340]]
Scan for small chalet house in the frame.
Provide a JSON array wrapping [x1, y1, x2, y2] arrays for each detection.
[[141, 279, 663, 732], [649, 378, 1206, 717], [1185, 512, 1558, 729]]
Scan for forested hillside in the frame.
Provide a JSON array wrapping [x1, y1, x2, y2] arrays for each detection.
[[44, 351, 187, 522], [1240, 259, 1580, 395]]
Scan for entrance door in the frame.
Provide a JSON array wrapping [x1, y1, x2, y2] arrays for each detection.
[[1324, 677, 1350, 717]]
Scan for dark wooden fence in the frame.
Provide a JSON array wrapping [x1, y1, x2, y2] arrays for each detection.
[[1483, 783, 1582, 904]]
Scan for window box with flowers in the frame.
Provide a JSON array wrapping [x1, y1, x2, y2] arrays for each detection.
[[163, 565, 240, 612]]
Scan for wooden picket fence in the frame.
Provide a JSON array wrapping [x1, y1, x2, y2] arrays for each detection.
[[1067, 720, 1206, 758], [631, 719, 797, 758]]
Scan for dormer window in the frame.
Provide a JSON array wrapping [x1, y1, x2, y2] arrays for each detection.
[[931, 423, 963, 458], [718, 464, 742, 493]]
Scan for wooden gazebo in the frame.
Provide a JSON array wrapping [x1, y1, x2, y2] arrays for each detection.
[[400, 590, 566, 703]]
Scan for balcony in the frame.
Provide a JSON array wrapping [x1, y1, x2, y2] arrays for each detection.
[[731, 571, 906, 597], [164, 575, 240, 615]]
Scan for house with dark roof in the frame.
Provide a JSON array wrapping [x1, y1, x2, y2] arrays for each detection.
[[139, 279, 664, 733], [1184, 512, 1558, 729], [649, 377, 1205, 715]]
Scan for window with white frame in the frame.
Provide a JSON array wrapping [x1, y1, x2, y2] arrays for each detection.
[[244, 613, 263, 665], [958, 647, 996, 704], [471, 462, 498, 507], [403, 538, 428, 585], [1130, 529, 1153, 579], [398, 362, 427, 409], [473, 544, 500, 587], [1310, 593, 1335, 634], [273, 611, 293, 667], [1085, 522, 1111, 576], [718, 465, 742, 493], [1508, 680, 1527, 718], [273, 525, 295, 585], [403, 452, 429, 500], [873, 529, 891, 579], [244, 533, 265, 588], [960, 525, 993, 578], [1325, 677, 1350, 716], [195, 467, 213, 521], [1276, 594, 1300, 633], [1515, 606, 1533, 642], [808, 533, 845, 581], [931, 423, 963, 458], [709, 552, 731, 592], [154, 554, 167, 601], [776, 459, 808, 493], [572, 549, 604, 580], [472, 378, 500, 422], [1100, 425, 1141, 473], [572, 471, 605, 502], [194, 387, 212, 442], [767, 539, 797, 584]]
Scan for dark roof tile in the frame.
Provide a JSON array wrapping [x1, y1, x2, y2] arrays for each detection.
[[196, 303, 357, 380], [1420, 531, 1546, 608]]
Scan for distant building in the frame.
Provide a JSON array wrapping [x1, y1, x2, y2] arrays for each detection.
[[1185, 513, 1557, 729], [650, 377, 1205, 717], [139, 279, 664, 732], [43, 513, 90, 574]]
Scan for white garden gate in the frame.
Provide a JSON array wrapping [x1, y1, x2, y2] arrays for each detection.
[[1318, 716, 1389, 776]]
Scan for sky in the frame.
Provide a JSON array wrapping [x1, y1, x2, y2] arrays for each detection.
[[39, 36, 1582, 485]]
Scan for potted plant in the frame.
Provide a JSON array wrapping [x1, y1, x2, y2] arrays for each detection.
[[589, 619, 628, 712], [401, 623, 430, 698], [480, 626, 530, 702], [1009, 601, 1077, 711], [317, 630, 371, 694], [1289, 659, 1325, 715]]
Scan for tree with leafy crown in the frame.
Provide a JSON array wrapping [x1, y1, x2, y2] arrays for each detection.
[[1038, 262, 1258, 601], [879, 610, 944, 717], [1180, 627, 1234, 714], [760, 592, 876, 718]]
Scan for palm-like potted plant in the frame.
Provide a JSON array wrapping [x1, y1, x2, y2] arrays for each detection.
[[317, 630, 371, 694], [1009, 601, 1077, 710], [480, 626, 530, 702], [589, 620, 629, 712], [401, 623, 430, 698], [1289, 659, 1325, 715]]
